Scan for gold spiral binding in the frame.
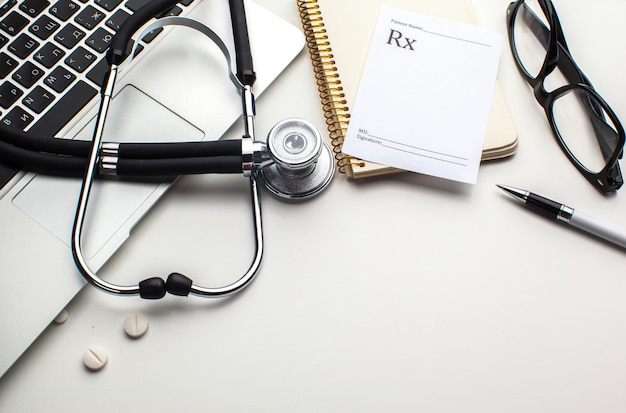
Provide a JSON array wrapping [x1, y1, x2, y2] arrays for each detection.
[[296, 0, 364, 174]]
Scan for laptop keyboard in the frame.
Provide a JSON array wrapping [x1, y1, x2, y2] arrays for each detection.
[[0, 0, 195, 190]]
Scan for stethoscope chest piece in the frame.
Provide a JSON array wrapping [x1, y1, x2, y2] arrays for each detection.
[[261, 118, 334, 200]]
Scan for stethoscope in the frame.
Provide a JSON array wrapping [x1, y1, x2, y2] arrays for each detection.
[[0, 0, 334, 299]]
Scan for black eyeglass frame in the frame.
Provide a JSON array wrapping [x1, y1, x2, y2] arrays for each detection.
[[506, 0, 625, 192]]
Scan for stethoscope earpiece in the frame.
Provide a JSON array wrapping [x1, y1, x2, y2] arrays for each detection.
[[261, 118, 334, 200]]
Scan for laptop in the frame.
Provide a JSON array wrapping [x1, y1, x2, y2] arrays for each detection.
[[0, 0, 304, 377]]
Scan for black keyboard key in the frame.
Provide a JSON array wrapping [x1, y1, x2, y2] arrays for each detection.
[[94, 0, 122, 12], [64, 45, 96, 72], [12, 61, 44, 87], [0, 52, 18, 77], [33, 42, 65, 67], [162, 5, 182, 17], [105, 8, 128, 31], [0, 0, 17, 18], [0, 11, 29, 35], [125, 0, 149, 12], [141, 27, 161, 43], [0, 80, 23, 108], [2, 106, 33, 129], [86, 55, 107, 86], [19, 0, 49, 17], [74, 5, 105, 30], [7, 33, 39, 58], [27, 80, 96, 135], [29, 14, 61, 40], [22, 85, 55, 113], [49, 0, 79, 21], [54, 23, 85, 48], [0, 32, 8, 47], [85, 26, 112, 52], [43, 65, 75, 92]]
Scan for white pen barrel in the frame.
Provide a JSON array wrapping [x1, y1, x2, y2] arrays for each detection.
[[569, 211, 626, 249]]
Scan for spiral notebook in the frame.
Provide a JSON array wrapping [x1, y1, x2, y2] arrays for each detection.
[[297, 0, 518, 179]]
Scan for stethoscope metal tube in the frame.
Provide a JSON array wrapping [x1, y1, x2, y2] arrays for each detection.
[[72, 11, 269, 299], [72, 62, 136, 295]]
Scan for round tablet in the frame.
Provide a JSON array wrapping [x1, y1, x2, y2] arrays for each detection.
[[123, 313, 149, 339], [83, 345, 108, 371]]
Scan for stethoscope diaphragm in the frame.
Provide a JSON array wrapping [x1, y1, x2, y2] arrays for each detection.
[[261, 118, 334, 200]]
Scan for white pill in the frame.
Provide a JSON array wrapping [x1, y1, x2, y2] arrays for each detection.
[[123, 313, 149, 339], [53, 309, 69, 324], [83, 345, 108, 371]]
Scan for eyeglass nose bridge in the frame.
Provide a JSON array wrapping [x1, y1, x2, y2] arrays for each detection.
[[532, 80, 551, 107]]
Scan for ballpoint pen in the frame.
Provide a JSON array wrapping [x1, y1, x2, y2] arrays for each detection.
[[497, 185, 626, 249]]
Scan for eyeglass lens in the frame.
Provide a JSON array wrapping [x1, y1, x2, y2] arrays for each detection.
[[552, 89, 620, 173], [510, 0, 622, 177], [511, 0, 551, 78]]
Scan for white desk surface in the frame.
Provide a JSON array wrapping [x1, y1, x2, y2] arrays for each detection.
[[2, 0, 626, 411]]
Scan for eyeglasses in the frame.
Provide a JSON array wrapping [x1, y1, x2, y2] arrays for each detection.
[[506, 0, 625, 192]]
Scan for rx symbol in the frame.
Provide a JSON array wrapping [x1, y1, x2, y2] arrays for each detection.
[[386, 29, 416, 51]]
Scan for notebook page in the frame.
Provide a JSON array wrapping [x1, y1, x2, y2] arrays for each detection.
[[342, 6, 502, 184]]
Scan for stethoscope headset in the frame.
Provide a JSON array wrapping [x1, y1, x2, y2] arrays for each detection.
[[0, 0, 334, 299]]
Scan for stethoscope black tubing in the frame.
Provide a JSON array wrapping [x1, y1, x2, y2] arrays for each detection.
[[0, 127, 244, 169], [0, 135, 245, 178], [116, 155, 243, 176], [0, 137, 87, 176], [228, 0, 255, 86], [0, 124, 242, 159], [1, 127, 92, 157], [119, 139, 242, 159]]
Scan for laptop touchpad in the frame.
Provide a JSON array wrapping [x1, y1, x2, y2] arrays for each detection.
[[12, 85, 204, 264]]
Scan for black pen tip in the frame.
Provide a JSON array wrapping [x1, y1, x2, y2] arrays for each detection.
[[496, 184, 513, 193]]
